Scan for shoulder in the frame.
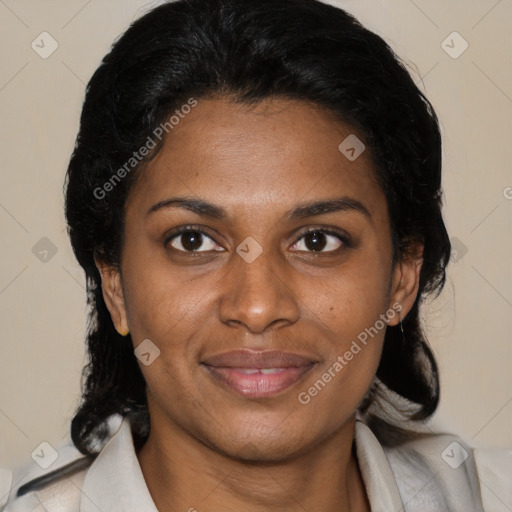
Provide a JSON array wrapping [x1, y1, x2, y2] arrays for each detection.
[[1, 415, 127, 511], [473, 445, 512, 512], [1, 444, 94, 511], [382, 428, 511, 512]]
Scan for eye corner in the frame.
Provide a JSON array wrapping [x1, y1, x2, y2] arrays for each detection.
[[164, 225, 224, 254], [290, 227, 350, 254]]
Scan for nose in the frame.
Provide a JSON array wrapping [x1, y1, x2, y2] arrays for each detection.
[[218, 247, 301, 334]]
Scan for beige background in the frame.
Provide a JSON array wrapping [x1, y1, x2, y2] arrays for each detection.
[[0, 0, 511, 471]]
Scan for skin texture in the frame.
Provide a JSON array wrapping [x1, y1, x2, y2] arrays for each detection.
[[96, 98, 423, 512]]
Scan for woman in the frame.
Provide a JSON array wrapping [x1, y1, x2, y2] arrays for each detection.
[[2, 0, 508, 510]]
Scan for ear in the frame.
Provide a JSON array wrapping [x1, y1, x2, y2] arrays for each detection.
[[94, 253, 129, 336], [387, 243, 423, 326]]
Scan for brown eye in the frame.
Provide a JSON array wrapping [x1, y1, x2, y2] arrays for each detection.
[[290, 230, 345, 253], [168, 230, 222, 252], [304, 231, 327, 251]]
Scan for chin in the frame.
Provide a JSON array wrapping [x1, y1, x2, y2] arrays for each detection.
[[222, 435, 306, 463], [201, 415, 316, 463]]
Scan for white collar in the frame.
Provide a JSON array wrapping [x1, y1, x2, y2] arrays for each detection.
[[353, 419, 404, 509], [80, 417, 158, 512], [80, 416, 403, 511]]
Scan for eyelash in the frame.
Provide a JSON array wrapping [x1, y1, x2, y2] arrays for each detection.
[[294, 227, 351, 252], [164, 225, 351, 254], [164, 226, 221, 255]]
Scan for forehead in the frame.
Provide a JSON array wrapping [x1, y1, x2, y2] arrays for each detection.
[[126, 97, 386, 220]]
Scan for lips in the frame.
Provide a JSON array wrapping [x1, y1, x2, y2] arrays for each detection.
[[201, 349, 317, 398]]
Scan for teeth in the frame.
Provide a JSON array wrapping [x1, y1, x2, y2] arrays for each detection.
[[237, 368, 260, 375], [235, 368, 287, 375], [260, 368, 286, 374]]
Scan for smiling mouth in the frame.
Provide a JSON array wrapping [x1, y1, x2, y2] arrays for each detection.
[[201, 350, 317, 398]]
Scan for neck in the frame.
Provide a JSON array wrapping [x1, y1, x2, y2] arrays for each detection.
[[137, 413, 370, 512]]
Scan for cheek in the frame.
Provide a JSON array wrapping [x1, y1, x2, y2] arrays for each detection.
[[310, 254, 392, 339], [121, 249, 211, 341], [297, 277, 389, 422], [295, 253, 391, 404]]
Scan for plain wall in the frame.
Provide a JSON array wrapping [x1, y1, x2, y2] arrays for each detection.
[[1, 0, 511, 470]]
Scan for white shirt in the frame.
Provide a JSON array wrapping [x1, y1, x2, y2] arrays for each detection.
[[2, 415, 511, 511]]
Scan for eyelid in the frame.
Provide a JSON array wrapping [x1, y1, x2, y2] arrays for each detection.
[[164, 225, 225, 251], [164, 225, 351, 253], [291, 226, 351, 245]]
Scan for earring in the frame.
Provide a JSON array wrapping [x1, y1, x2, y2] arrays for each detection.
[[398, 312, 405, 343], [117, 326, 130, 336]]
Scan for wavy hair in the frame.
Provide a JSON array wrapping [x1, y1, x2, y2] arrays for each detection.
[[65, 0, 451, 455]]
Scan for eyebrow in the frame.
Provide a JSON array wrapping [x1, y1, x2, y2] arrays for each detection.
[[146, 197, 226, 219], [287, 197, 370, 220], [146, 196, 371, 220]]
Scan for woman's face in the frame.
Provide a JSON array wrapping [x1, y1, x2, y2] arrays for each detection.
[[99, 97, 421, 461]]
